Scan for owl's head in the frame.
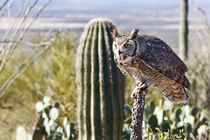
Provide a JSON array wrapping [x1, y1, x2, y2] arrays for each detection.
[[112, 28, 139, 63]]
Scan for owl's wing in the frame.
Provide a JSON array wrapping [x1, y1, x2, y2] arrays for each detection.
[[138, 35, 190, 88]]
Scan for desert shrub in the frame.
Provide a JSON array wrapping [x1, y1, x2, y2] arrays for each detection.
[[28, 33, 78, 122], [186, 55, 210, 110], [37, 33, 77, 122], [187, 24, 210, 112], [0, 45, 48, 140], [0, 33, 77, 139]]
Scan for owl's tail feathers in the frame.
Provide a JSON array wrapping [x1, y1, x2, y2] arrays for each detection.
[[163, 83, 189, 104]]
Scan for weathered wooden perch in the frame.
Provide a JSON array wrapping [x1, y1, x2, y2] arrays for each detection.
[[130, 85, 148, 140]]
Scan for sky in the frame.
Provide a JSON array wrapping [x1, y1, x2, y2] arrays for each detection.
[[9, 0, 210, 16], [49, 0, 182, 6], [10, 0, 208, 10], [1, 0, 210, 47], [47, 0, 209, 8]]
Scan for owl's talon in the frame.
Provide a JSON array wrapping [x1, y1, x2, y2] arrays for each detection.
[[131, 92, 136, 98], [137, 80, 148, 89], [131, 87, 138, 98], [131, 81, 149, 98], [138, 83, 146, 89]]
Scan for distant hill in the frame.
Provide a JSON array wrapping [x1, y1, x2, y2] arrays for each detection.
[[1, 0, 210, 48]]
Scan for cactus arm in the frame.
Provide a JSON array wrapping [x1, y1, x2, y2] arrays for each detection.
[[179, 0, 189, 60]]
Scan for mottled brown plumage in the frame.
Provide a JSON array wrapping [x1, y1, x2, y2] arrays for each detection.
[[113, 28, 191, 103]]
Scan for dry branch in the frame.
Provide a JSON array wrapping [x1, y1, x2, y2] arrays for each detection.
[[0, 0, 52, 98], [0, 0, 10, 11]]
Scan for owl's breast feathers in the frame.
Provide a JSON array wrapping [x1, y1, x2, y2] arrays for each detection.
[[135, 35, 191, 89]]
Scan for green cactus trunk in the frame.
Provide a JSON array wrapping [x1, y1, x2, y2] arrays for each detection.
[[179, 0, 189, 60], [76, 19, 124, 140]]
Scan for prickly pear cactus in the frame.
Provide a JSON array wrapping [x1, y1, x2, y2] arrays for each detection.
[[76, 18, 125, 140]]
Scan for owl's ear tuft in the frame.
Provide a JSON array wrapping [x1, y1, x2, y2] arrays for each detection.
[[112, 27, 118, 40], [128, 28, 139, 40]]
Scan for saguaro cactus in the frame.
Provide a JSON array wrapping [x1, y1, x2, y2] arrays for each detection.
[[179, 0, 189, 60], [76, 19, 125, 140]]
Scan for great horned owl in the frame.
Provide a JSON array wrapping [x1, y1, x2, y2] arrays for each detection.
[[112, 28, 191, 103]]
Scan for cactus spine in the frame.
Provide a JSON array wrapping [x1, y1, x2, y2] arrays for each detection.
[[76, 19, 124, 140]]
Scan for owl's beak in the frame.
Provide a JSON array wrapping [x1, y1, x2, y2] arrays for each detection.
[[114, 48, 123, 59], [118, 49, 123, 55], [117, 49, 128, 60], [116, 49, 121, 57]]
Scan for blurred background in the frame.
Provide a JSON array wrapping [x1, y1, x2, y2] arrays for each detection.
[[0, 0, 209, 139]]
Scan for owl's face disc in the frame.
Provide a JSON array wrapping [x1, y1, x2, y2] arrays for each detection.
[[113, 36, 138, 63]]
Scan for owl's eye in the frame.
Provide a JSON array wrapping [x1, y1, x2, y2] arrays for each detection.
[[124, 43, 131, 48]]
